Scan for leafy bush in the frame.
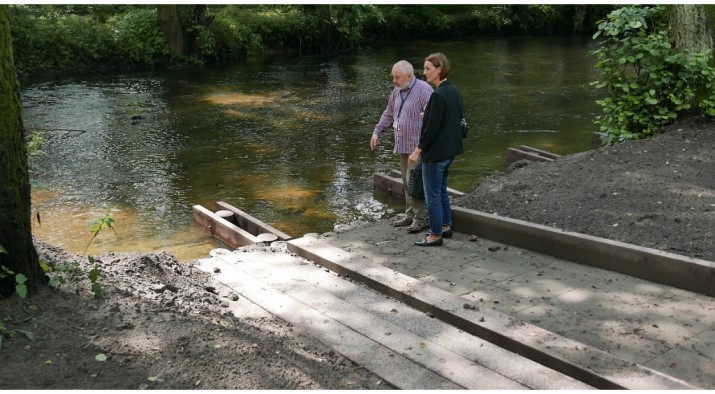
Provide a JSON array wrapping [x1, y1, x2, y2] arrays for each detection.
[[108, 9, 171, 66], [364, 5, 454, 40], [591, 5, 715, 144], [9, 6, 114, 74], [9, 5, 159, 74], [467, 5, 586, 35]]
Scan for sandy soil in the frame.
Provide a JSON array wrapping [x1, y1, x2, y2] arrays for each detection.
[[0, 119, 713, 389]]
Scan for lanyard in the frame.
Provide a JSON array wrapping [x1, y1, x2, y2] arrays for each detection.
[[397, 78, 416, 119]]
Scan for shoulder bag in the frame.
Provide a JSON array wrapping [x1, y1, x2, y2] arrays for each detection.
[[407, 165, 425, 200], [458, 92, 469, 138]]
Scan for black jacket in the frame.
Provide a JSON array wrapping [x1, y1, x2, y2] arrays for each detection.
[[418, 80, 464, 162]]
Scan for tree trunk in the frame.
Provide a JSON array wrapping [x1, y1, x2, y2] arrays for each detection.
[[302, 5, 333, 54], [668, 4, 714, 57], [0, 5, 42, 298], [157, 5, 186, 56]]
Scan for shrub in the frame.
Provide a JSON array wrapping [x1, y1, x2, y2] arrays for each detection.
[[108, 8, 171, 66], [591, 5, 715, 144], [364, 5, 454, 40], [9, 6, 114, 74]]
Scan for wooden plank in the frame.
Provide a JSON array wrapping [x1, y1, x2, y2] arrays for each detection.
[[192, 204, 259, 248], [373, 172, 405, 199], [506, 147, 553, 163], [451, 206, 715, 298], [216, 201, 291, 241], [374, 172, 465, 199], [518, 145, 561, 160]]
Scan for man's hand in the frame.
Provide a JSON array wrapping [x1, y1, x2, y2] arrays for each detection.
[[370, 134, 379, 151]]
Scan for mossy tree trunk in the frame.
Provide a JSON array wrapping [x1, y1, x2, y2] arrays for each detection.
[[668, 5, 714, 57], [157, 5, 186, 56], [0, 5, 43, 298]]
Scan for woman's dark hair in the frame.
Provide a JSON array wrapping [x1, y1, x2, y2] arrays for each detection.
[[425, 52, 450, 80]]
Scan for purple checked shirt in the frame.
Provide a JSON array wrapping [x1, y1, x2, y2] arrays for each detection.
[[373, 77, 433, 154]]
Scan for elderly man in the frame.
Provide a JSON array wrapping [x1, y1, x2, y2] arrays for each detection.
[[371, 60, 433, 233]]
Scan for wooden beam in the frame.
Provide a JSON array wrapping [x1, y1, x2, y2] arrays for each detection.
[[506, 147, 554, 163], [518, 145, 561, 160], [216, 201, 292, 241], [373, 171, 464, 199], [192, 204, 259, 248]]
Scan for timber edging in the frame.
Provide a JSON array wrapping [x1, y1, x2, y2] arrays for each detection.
[[506, 145, 562, 163], [373, 170, 465, 200], [286, 235, 698, 390], [192, 201, 292, 248], [451, 206, 715, 298]]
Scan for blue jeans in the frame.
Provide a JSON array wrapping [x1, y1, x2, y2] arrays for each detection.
[[422, 158, 454, 236]]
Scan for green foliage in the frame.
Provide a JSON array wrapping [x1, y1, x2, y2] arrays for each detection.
[[87, 256, 102, 298], [0, 246, 36, 349], [9, 5, 115, 74], [590, 5, 715, 144], [9, 4, 618, 76], [84, 208, 117, 256], [43, 208, 115, 298], [0, 247, 27, 299], [467, 5, 609, 35], [9, 5, 170, 74], [26, 129, 47, 177], [207, 6, 266, 58], [108, 9, 171, 66], [0, 318, 35, 350], [41, 259, 76, 288], [364, 5, 453, 39]]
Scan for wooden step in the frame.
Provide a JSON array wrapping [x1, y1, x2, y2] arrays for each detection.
[[196, 248, 591, 390]]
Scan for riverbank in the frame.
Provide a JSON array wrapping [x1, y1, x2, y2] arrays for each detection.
[[1, 118, 713, 389], [457, 118, 715, 262]]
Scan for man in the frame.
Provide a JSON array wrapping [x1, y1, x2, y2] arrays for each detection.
[[371, 60, 433, 233]]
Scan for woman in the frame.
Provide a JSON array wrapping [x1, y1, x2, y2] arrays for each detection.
[[408, 53, 464, 247]]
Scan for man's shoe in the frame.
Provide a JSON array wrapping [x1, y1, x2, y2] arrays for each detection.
[[414, 236, 443, 247], [392, 217, 413, 227], [407, 221, 428, 233]]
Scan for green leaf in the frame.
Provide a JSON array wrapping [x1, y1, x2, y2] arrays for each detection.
[[15, 273, 27, 285], [18, 330, 35, 341], [0, 245, 6, 254], [16, 283, 27, 298]]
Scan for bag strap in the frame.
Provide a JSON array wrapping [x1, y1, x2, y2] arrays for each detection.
[[457, 90, 466, 121]]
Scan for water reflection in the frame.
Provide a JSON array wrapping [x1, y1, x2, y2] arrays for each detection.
[[24, 37, 600, 261]]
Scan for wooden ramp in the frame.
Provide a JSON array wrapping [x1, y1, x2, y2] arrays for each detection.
[[192, 201, 291, 248], [506, 145, 561, 163]]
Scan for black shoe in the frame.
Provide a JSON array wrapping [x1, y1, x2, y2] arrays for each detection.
[[442, 229, 453, 238], [414, 236, 443, 247]]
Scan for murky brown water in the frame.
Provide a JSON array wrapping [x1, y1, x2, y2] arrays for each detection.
[[23, 36, 601, 261]]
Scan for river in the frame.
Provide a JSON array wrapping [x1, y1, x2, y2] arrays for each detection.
[[23, 36, 602, 261]]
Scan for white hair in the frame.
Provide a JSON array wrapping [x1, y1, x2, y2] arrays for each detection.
[[392, 60, 414, 77]]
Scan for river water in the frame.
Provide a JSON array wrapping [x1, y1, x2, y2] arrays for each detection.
[[23, 36, 602, 261]]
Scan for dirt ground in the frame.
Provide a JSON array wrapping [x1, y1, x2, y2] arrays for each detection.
[[0, 119, 713, 389]]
